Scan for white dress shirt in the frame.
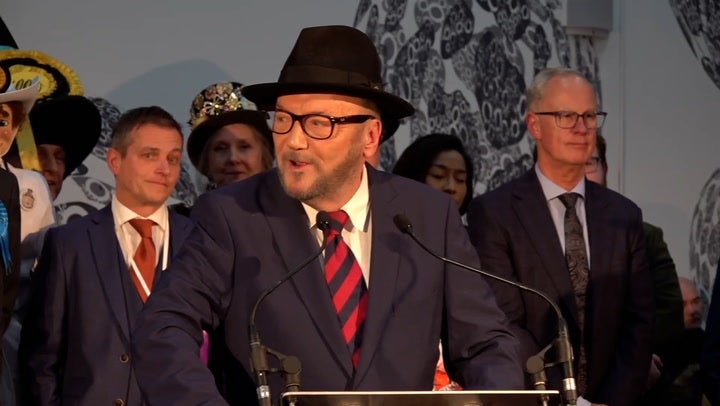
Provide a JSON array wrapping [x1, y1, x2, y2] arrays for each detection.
[[303, 165, 372, 284], [535, 164, 591, 266], [111, 194, 169, 271]]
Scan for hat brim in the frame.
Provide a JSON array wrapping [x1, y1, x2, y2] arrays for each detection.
[[187, 110, 273, 169], [242, 82, 415, 121], [29, 96, 101, 178], [0, 80, 39, 118]]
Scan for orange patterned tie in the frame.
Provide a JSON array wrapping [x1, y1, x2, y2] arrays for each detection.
[[129, 218, 157, 302]]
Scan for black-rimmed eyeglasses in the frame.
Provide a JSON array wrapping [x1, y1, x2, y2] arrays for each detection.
[[534, 111, 607, 129], [268, 110, 377, 140]]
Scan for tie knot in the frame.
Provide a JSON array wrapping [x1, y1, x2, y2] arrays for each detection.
[[129, 218, 155, 238], [558, 193, 580, 209], [326, 210, 349, 236]]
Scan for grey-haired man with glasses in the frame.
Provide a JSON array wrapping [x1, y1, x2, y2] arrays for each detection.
[[467, 67, 655, 406]]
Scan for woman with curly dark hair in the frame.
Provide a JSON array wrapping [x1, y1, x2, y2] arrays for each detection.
[[392, 133, 473, 214]]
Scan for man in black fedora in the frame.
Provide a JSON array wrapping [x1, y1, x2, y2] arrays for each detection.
[[132, 25, 523, 404]]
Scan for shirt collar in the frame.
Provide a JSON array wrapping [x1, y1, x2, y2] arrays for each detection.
[[302, 165, 370, 232], [534, 163, 585, 202], [111, 193, 168, 231]]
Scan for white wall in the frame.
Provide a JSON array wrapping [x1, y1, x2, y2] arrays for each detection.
[[2, 0, 359, 210], [3, 0, 357, 125], [599, 0, 720, 284]]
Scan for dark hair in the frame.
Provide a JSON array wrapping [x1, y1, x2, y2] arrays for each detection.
[[392, 133, 474, 214], [5, 101, 25, 129], [110, 106, 182, 155]]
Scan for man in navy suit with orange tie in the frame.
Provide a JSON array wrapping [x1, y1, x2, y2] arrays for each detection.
[[20, 106, 194, 405], [132, 25, 523, 405], [468, 68, 655, 406]]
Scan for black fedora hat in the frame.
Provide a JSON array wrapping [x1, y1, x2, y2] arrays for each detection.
[[242, 25, 414, 125], [29, 95, 101, 178]]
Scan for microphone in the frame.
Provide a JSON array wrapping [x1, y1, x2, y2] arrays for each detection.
[[248, 211, 332, 406], [393, 214, 578, 406]]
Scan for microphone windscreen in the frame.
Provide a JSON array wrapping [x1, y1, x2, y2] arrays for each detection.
[[316, 211, 331, 232], [393, 214, 413, 234]]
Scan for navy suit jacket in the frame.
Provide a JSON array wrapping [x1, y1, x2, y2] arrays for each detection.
[[467, 170, 655, 406], [20, 206, 194, 405], [702, 263, 720, 405], [132, 166, 523, 405]]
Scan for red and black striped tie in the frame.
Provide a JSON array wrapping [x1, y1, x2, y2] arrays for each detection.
[[324, 210, 368, 368]]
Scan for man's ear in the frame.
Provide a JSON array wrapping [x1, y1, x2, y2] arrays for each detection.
[[526, 113, 542, 142], [362, 118, 382, 160], [107, 147, 121, 175]]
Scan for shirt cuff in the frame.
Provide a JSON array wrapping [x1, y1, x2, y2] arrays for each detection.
[[577, 396, 592, 406]]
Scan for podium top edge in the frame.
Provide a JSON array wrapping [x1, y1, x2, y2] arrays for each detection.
[[281, 390, 560, 397]]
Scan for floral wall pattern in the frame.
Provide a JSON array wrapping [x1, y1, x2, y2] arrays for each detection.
[[353, 0, 601, 194], [670, 0, 720, 303]]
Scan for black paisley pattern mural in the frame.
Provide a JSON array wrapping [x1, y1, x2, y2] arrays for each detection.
[[670, 0, 720, 302], [353, 0, 601, 195], [689, 168, 720, 305], [670, 0, 720, 91]]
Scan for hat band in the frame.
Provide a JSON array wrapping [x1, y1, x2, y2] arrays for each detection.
[[281, 65, 384, 91]]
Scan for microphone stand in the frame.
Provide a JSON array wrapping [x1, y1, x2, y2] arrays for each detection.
[[526, 344, 552, 406], [393, 214, 577, 406], [248, 212, 331, 406], [249, 330, 303, 406]]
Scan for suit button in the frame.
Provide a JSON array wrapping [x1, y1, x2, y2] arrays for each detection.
[[119, 354, 130, 363], [113, 399, 124, 406]]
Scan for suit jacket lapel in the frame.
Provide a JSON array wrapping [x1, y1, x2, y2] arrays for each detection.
[[512, 171, 580, 328], [584, 181, 612, 338], [167, 211, 193, 258], [259, 171, 353, 376], [353, 166, 401, 383], [90, 206, 132, 342]]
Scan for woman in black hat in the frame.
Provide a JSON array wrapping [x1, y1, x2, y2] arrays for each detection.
[[28, 95, 101, 200], [187, 82, 273, 190]]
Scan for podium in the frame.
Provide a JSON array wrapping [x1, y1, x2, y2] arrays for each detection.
[[282, 390, 562, 406]]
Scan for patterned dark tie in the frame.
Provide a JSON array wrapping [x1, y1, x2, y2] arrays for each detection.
[[558, 193, 589, 394], [324, 210, 368, 368], [129, 218, 157, 302]]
